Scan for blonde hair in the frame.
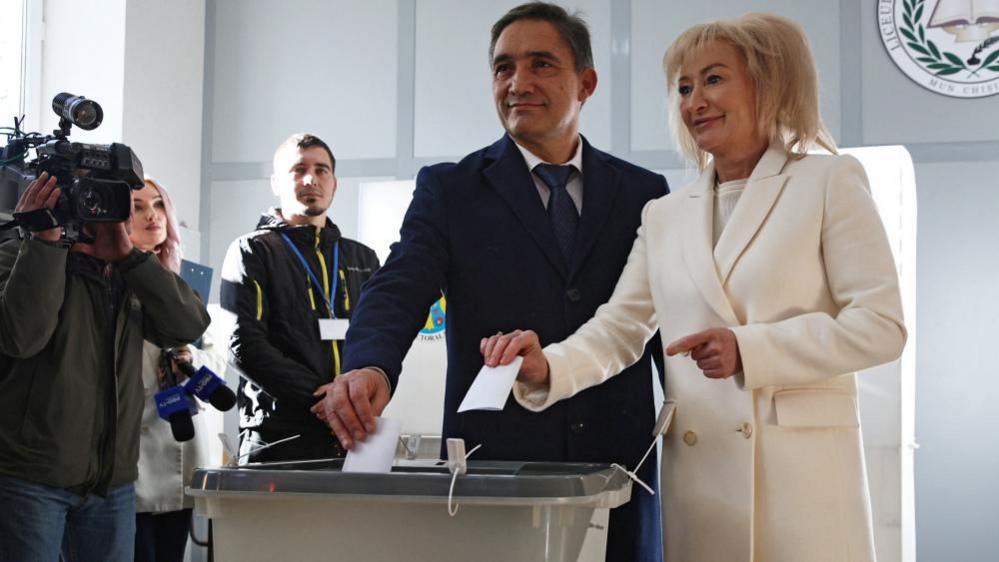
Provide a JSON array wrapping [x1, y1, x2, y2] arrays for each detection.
[[662, 13, 837, 169], [140, 177, 183, 273]]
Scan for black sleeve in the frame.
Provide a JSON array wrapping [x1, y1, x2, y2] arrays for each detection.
[[220, 236, 322, 409], [341, 166, 451, 389]]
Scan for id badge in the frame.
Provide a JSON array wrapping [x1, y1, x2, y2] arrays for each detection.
[[319, 319, 350, 341]]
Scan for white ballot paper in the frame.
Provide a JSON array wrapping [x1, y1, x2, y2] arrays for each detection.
[[457, 356, 523, 413], [342, 417, 402, 474]]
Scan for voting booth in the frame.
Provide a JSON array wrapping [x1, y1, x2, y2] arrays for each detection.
[[190, 460, 632, 562]]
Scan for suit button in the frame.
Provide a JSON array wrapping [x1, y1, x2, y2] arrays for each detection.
[[737, 422, 753, 439], [571, 422, 585, 433], [565, 288, 582, 302], [682, 431, 697, 446]]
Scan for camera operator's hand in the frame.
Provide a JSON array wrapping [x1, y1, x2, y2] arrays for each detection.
[[72, 221, 134, 262], [14, 172, 61, 242]]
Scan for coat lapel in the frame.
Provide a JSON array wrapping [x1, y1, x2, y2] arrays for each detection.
[[482, 136, 568, 279], [569, 139, 621, 277], [680, 162, 740, 326], [712, 144, 790, 285]]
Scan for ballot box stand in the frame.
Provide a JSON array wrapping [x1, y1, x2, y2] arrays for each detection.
[[188, 460, 632, 562]]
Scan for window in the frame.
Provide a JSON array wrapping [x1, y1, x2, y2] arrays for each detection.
[[0, 0, 25, 126]]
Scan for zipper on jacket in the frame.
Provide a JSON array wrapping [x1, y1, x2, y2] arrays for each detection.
[[85, 264, 119, 496]]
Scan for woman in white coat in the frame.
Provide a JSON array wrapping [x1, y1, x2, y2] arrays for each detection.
[[131, 178, 222, 562], [481, 13, 906, 562]]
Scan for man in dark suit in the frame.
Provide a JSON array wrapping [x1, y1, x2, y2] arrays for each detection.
[[314, 3, 668, 560]]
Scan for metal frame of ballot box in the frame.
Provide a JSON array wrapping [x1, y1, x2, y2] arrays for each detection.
[[188, 460, 633, 562]]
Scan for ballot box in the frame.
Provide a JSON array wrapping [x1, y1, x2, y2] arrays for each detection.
[[189, 460, 632, 562]]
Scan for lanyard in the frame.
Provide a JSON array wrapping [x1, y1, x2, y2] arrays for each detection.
[[279, 232, 340, 318]]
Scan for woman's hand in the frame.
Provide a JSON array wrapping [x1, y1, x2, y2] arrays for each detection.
[[666, 327, 742, 379], [169, 346, 193, 381], [479, 329, 550, 385]]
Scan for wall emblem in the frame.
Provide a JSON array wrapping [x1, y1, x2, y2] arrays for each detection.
[[878, 0, 999, 98]]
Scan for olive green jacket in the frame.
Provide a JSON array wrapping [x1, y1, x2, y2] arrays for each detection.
[[0, 237, 210, 495]]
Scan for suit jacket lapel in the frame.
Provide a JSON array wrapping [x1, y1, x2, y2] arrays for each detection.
[[570, 139, 621, 276], [483, 136, 568, 278], [681, 162, 740, 326], [713, 144, 790, 285]]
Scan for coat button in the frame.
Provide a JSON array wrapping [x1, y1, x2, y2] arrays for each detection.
[[682, 431, 697, 446], [737, 422, 753, 439], [565, 288, 582, 302], [571, 422, 585, 433]]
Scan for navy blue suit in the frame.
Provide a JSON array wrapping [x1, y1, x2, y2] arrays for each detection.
[[343, 135, 668, 561]]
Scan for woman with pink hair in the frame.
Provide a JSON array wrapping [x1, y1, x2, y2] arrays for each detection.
[[130, 178, 212, 562], [130, 178, 182, 273]]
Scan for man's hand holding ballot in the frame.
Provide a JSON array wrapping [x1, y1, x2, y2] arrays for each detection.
[[311, 367, 390, 450]]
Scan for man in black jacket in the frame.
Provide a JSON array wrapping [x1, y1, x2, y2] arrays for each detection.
[[220, 133, 380, 463]]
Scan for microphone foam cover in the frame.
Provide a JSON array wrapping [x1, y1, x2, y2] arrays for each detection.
[[169, 412, 195, 442]]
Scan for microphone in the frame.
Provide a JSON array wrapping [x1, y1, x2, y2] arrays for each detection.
[[154, 386, 196, 441], [178, 363, 237, 412]]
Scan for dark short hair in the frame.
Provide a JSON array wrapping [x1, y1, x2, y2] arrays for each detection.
[[274, 133, 336, 174], [489, 2, 593, 73]]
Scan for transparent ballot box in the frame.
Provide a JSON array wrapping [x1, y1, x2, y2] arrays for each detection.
[[189, 460, 632, 562]]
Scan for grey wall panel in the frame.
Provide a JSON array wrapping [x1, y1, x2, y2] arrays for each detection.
[[413, 0, 612, 157], [207, 179, 273, 301], [652, 167, 700, 193], [630, 0, 842, 151], [913, 160, 999, 561], [211, 0, 398, 163]]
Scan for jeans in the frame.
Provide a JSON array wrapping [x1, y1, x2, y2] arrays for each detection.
[[0, 475, 135, 562]]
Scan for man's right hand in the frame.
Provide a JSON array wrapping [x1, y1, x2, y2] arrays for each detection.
[[14, 172, 61, 242], [310, 368, 390, 450]]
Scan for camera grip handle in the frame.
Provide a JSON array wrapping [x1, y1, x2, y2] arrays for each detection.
[[13, 208, 60, 232]]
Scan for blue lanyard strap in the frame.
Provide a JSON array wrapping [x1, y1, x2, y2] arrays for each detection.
[[279, 232, 340, 318]]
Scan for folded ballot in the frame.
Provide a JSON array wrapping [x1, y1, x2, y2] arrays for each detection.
[[458, 357, 524, 412]]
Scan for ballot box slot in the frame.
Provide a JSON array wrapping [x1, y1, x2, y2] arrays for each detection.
[[188, 460, 631, 503]]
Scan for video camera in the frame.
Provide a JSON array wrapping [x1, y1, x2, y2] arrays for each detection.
[[0, 93, 144, 240]]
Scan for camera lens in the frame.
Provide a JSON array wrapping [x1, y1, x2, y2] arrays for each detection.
[[73, 104, 99, 129], [52, 93, 104, 131], [80, 188, 106, 216]]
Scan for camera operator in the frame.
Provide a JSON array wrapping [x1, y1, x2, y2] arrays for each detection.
[[0, 173, 210, 561]]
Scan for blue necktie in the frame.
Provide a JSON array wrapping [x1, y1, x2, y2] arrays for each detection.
[[534, 163, 578, 264]]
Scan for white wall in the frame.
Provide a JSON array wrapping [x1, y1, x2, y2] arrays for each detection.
[[39, 0, 127, 141], [122, 0, 206, 259]]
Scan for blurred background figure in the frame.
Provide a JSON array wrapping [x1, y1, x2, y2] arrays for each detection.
[[131, 178, 224, 562]]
